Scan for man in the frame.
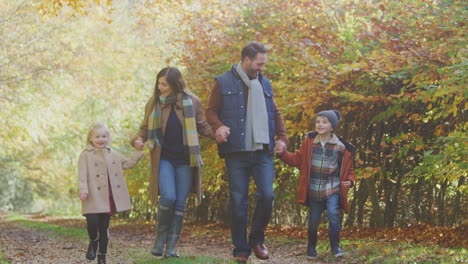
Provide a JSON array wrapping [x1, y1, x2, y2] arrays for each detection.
[[206, 41, 288, 264]]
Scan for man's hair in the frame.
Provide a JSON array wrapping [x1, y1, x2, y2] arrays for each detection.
[[241, 41, 267, 62]]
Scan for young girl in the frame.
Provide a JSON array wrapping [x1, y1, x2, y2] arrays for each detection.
[[276, 110, 355, 260], [78, 123, 144, 264]]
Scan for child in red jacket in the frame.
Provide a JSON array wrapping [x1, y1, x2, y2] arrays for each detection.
[[276, 110, 355, 259]]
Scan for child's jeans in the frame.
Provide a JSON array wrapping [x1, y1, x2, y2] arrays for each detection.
[[308, 192, 341, 251]]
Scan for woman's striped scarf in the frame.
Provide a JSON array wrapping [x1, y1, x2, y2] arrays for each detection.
[[147, 93, 202, 168]]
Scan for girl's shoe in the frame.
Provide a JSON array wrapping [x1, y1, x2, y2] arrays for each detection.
[[85, 239, 98, 260], [306, 248, 317, 260]]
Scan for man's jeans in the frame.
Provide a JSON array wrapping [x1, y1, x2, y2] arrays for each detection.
[[158, 159, 193, 212], [308, 192, 341, 251], [225, 150, 275, 257]]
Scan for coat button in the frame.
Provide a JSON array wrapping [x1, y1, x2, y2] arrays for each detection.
[[115, 173, 118, 176], [113, 161, 115, 164], [95, 163, 98, 167], [97, 187, 101, 190], [117, 185, 120, 188], [96, 174, 99, 177]]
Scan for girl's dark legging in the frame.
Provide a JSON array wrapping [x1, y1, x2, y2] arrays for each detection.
[[85, 214, 111, 254]]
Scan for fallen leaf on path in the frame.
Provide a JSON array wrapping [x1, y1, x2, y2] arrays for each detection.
[[62, 246, 77, 249]]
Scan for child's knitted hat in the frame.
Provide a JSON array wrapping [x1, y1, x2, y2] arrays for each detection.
[[316, 110, 341, 130]]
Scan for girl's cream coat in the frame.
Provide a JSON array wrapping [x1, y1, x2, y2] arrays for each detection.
[[78, 145, 144, 215], [132, 93, 214, 206]]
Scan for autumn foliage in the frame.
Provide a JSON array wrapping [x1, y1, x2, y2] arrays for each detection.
[[0, 0, 466, 229], [175, 0, 467, 228]]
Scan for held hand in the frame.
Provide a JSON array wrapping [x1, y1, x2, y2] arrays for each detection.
[[275, 140, 286, 155], [134, 138, 144, 150], [79, 193, 88, 201], [342, 181, 352, 190], [215, 126, 230, 143]]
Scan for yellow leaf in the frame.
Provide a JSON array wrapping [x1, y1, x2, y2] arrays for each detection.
[[361, 172, 372, 179], [434, 125, 445, 137], [410, 113, 420, 120]]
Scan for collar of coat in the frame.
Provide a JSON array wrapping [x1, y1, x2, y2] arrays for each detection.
[[85, 145, 112, 152], [313, 133, 341, 145], [307, 131, 355, 153]]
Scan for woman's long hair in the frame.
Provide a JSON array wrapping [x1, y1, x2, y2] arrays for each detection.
[[154, 67, 187, 98]]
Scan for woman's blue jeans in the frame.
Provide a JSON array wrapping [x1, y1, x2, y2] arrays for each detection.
[[224, 150, 275, 257], [308, 192, 341, 251], [158, 159, 193, 212]]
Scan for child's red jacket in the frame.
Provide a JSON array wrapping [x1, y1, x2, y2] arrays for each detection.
[[279, 132, 356, 213]]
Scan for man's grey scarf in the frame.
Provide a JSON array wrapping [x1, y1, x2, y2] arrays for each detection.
[[236, 64, 269, 150]]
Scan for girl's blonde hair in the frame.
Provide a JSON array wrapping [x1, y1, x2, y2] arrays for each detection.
[[86, 122, 112, 146]]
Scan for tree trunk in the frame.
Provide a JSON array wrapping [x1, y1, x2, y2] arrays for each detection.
[[437, 179, 448, 226], [367, 176, 384, 227], [452, 176, 465, 226], [356, 178, 370, 226], [411, 177, 423, 223]]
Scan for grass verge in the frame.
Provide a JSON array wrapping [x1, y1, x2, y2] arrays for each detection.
[[0, 247, 9, 264], [133, 255, 236, 264], [277, 237, 467, 263], [4, 214, 88, 241], [113, 244, 235, 264]]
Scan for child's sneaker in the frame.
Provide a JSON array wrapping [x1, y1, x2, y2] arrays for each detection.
[[332, 247, 345, 258], [306, 248, 317, 260]]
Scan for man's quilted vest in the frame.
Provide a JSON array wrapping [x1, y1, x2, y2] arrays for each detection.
[[215, 65, 276, 157]]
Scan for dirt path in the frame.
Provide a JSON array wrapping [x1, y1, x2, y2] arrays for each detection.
[[0, 214, 316, 264]]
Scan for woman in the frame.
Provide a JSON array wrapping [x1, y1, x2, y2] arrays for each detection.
[[132, 67, 214, 258]]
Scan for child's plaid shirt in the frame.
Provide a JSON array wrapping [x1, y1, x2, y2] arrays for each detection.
[[308, 134, 345, 202]]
